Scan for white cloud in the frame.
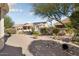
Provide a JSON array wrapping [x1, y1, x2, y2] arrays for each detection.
[[8, 3, 23, 12], [9, 9, 23, 12]]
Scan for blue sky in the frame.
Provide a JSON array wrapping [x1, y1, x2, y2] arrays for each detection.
[[7, 3, 47, 24]]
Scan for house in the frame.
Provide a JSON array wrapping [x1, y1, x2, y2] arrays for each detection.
[[33, 22, 48, 31], [54, 18, 71, 28], [13, 23, 33, 34], [23, 23, 33, 32], [13, 21, 48, 34], [54, 18, 74, 36]]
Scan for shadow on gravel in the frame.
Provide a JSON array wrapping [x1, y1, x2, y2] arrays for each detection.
[[28, 40, 79, 56]]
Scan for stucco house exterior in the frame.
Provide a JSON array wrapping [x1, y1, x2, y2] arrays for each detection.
[[13, 22, 48, 34], [0, 3, 9, 50], [13, 23, 33, 34], [33, 22, 48, 31], [13, 18, 72, 35]]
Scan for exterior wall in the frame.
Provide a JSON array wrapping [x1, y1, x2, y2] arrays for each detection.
[[0, 18, 4, 38], [0, 3, 9, 50], [0, 18, 4, 50], [14, 22, 49, 33], [15, 27, 23, 34], [15, 25, 33, 34], [34, 22, 48, 32], [23, 25, 32, 31]]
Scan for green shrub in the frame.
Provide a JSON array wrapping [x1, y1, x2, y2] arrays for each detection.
[[40, 28, 48, 35], [5, 28, 16, 34], [40, 27, 54, 35], [47, 27, 54, 35], [76, 30, 79, 36], [31, 27, 35, 34], [53, 28, 60, 35], [32, 31, 41, 36]]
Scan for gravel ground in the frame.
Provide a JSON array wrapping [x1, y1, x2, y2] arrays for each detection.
[[3, 34, 79, 56], [28, 40, 72, 56]]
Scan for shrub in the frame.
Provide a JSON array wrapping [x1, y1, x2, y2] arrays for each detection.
[[76, 30, 79, 36], [5, 28, 16, 34], [40, 28, 48, 35], [47, 27, 54, 35], [40, 27, 54, 35], [31, 27, 35, 34], [53, 28, 60, 35], [72, 37, 79, 45], [32, 31, 41, 36]]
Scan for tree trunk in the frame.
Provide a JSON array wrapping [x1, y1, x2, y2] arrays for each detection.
[[0, 18, 5, 50]]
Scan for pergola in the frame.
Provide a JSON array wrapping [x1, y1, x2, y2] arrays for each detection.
[[0, 3, 9, 50]]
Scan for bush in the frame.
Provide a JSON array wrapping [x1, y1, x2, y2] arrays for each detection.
[[47, 27, 54, 35], [53, 28, 60, 35], [5, 28, 16, 34], [40, 28, 48, 35], [31, 27, 35, 34], [32, 31, 41, 36], [40, 27, 54, 35], [76, 30, 79, 36]]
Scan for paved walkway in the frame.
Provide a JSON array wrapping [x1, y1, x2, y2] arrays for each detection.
[[5, 34, 51, 55], [6, 34, 49, 56], [5, 34, 79, 56], [5, 34, 33, 55]]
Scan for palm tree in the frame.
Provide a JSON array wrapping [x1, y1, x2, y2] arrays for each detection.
[[0, 3, 9, 50]]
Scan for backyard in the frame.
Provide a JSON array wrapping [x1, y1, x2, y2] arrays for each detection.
[[0, 3, 79, 56], [0, 34, 78, 56]]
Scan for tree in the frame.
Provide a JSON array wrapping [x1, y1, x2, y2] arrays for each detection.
[[33, 3, 79, 35], [33, 3, 72, 27], [69, 4, 79, 28], [69, 4, 79, 40], [4, 16, 14, 29]]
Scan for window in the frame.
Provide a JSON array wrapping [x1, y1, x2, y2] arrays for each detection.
[[23, 26, 27, 30]]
